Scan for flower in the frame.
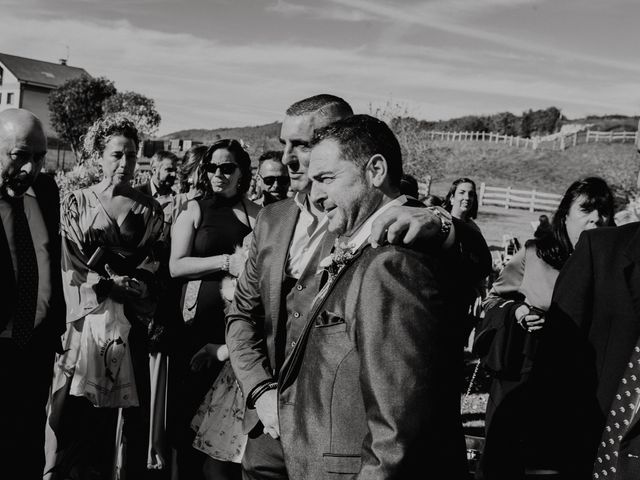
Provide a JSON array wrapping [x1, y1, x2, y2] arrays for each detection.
[[319, 240, 357, 280]]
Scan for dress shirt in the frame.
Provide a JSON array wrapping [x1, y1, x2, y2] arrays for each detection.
[[286, 193, 330, 279], [0, 187, 51, 337]]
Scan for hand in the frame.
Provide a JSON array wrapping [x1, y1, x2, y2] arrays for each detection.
[[369, 206, 441, 248], [190, 343, 225, 371], [228, 251, 247, 278], [255, 389, 280, 439], [515, 304, 545, 332], [105, 264, 143, 301]]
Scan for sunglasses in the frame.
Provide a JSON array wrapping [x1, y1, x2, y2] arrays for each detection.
[[261, 175, 290, 186], [203, 162, 238, 175]]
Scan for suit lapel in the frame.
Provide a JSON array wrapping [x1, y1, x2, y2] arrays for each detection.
[[269, 199, 300, 344], [622, 224, 640, 433], [622, 225, 640, 332]]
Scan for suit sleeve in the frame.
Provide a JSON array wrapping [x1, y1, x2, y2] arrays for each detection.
[[353, 249, 458, 478], [226, 208, 272, 399]]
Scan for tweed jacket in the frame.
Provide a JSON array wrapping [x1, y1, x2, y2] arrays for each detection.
[[277, 243, 468, 480]]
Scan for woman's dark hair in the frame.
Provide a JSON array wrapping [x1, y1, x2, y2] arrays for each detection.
[[444, 177, 478, 220], [531, 176, 615, 270], [202, 139, 252, 198], [179, 145, 208, 194]]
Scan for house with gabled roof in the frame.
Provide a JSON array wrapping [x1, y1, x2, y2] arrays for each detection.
[[0, 52, 89, 136]]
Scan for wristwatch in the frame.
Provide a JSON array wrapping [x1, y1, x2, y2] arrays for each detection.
[[427, 207, 452, 245]]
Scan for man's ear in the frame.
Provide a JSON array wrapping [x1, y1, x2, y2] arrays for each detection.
[[366, 154, 388, 188]]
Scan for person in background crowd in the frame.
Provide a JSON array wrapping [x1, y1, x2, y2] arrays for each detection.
[[277, 114, 468, 479], [475, 177, 615, 480], [226, 93, 491, 480], [44, 115, 165, 479], [138, 151, 178, 200], [424, 194, 444, 207], [0, 109, 65, 480], [255, 150, 290, 206], [170, 139, 259, 480], [534, 214, 552, 238], [400, 172, 419, 199], [178, 145, 209, 198], [446, 177, 481, 232]]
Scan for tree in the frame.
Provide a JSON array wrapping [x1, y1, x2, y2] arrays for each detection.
[[48, 75, 116, 160], [102, 91, 161, 140]]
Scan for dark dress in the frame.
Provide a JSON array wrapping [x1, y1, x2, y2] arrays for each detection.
[[172, 195, 251, 479]]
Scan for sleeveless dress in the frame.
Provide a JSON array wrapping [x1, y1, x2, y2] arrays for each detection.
[[172, 195, 251, 472]]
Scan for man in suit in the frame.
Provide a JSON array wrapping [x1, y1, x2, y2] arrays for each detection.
[[0, 109, 65, 479], [227, 94, 490, 479], [540, 209, 640, 479], [255, 150, 290, 206], [137, 150, 178, 240], [276, 113, 467, 479]]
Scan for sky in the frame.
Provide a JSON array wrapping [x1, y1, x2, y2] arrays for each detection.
[[1, 0, 639, 135]]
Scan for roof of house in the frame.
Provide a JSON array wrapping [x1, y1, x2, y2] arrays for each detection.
[[0, 52, 89, 89]]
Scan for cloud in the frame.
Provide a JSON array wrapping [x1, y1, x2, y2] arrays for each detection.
[[266, 0, 378, 22], [0, 11, 637, 136], [329, 0, 640, 76]]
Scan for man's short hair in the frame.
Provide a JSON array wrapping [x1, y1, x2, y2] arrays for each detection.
[[285, 94, 353, 118], [151, 150, 179, 167], [258, 150, 284, 165], [311, 114, 403, 188]]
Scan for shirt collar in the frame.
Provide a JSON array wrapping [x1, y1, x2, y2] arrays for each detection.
[[150, 180, 159, 197], [0, 186, 36, 201]]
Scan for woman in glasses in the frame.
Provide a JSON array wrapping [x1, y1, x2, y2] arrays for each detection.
[[169, 139, 259, 480]]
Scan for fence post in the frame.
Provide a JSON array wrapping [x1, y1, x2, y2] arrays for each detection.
[[560, 135, 565, 151], [505, 186, 511, 210], [573, 132, 578, 147], [482, 132, 486, 141], [609, 131, 613, 143], [479, 182, 485, 207], [530, 189, 536, 212]]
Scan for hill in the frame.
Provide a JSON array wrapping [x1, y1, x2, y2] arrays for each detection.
[[162, 118, 639, 203], [161, 122, 282, 160]]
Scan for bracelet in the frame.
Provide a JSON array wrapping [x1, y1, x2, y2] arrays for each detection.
[[247, 380, 278, 409], [221, 254, 230, 272]]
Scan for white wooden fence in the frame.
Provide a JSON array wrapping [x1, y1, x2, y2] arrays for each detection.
[[426, 129, 638, 151], [479, 183, 561, 212]]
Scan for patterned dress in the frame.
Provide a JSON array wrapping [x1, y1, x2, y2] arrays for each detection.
[[44, 187, 164, 480]]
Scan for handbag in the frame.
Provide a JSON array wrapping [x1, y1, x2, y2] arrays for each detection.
[[181, 280, 201, 324], [462, 360, 485, 474]]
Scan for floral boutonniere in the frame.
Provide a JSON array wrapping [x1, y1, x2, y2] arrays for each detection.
[[319, 240, 357, 281]]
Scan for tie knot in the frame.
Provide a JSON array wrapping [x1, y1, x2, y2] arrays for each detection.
[[6, 195, 25, 211]]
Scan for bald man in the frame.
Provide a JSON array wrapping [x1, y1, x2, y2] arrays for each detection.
[[0, 109, 65, 479]]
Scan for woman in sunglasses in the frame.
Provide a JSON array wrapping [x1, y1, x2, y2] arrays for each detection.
[[169, 139, 259, 480]]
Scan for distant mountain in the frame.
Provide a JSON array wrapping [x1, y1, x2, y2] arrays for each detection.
[[161, 121, 283, 159]]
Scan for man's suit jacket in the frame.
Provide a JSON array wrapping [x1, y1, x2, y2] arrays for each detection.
[[0, 174, 65, 348], [226, 197, 302, 429], [277, 243, 467, 479], [227, 197, 491, 431], [539, 222, 640, 479]]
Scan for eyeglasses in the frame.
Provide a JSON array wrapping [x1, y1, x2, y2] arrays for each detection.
[[260, 175, 290, 187], [203, 162, 238, 175]]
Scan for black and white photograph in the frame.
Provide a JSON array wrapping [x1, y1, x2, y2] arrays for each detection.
[[0, 1, 639, 479]]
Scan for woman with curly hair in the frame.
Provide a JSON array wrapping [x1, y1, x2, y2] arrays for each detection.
[[169, 139, 259, 480], [44, 115, 165, 479], [475, 176, 615, 479]]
